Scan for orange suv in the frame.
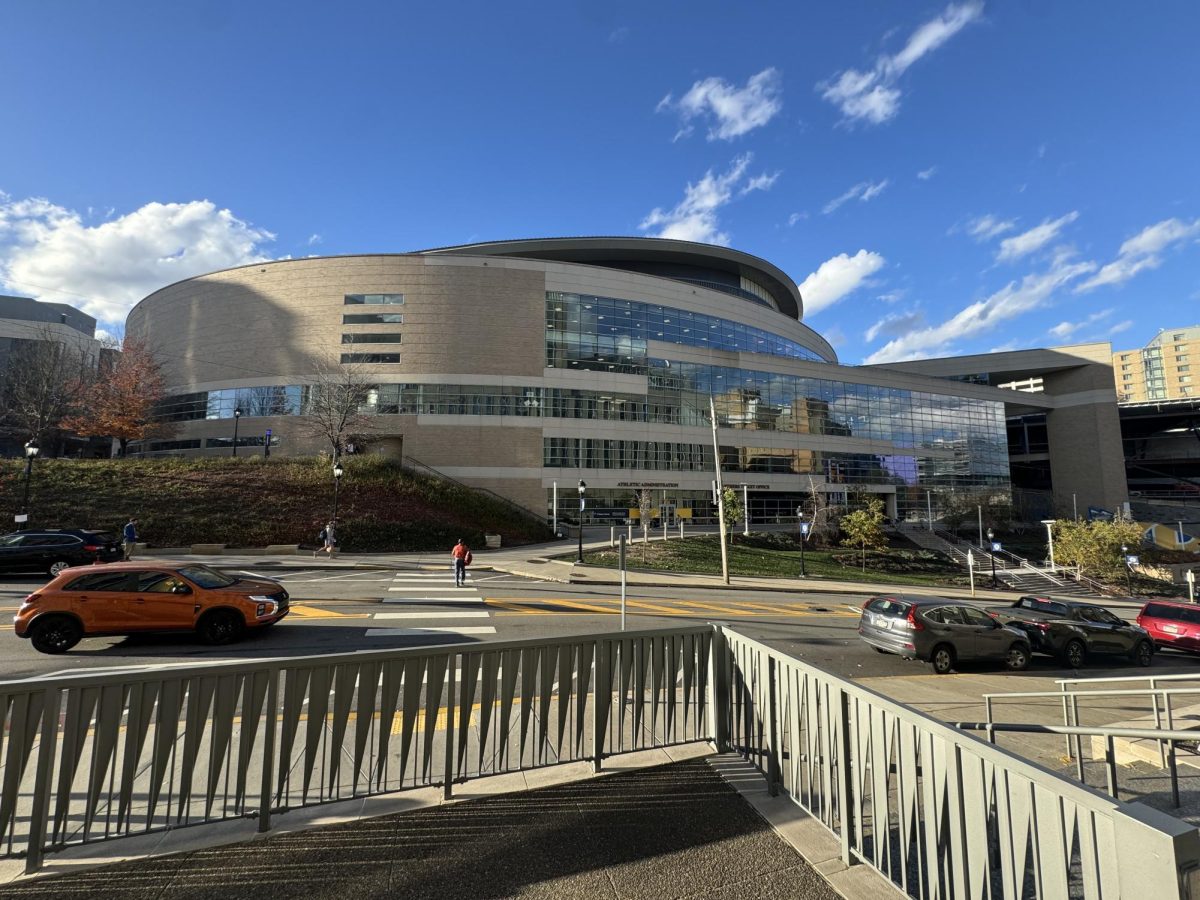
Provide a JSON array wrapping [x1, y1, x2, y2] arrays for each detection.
[[13, 562, 290, 654]]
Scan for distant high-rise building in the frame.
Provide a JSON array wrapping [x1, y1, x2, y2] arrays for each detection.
[[1112, 325, 1200, 402]]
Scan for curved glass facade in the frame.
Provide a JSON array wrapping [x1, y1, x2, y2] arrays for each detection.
[[545, 292, 829, 375]]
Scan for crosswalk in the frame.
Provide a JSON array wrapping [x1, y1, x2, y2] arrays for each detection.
[[485, 595, 863, 620], [373, 569, 498, 638]]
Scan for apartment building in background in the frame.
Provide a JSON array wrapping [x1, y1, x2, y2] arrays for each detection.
[[1113, 325, 1200, 402]]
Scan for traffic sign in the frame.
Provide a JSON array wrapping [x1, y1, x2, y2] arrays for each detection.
[[1125, 554, 1140, 566], [799, 522, 811, 536], [991, 541, 1002, 552]]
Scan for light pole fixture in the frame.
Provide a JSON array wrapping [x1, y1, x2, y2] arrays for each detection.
[[576, 480, 587, 564], [1041, 519, 1056, 569], [232, 406, 243, 457], [21, 439, 39, 528], [797, 505, 807, 578], [331, 460, 345, 526], [1121, 543, 1134, 597], [986, 527, 997, 588]]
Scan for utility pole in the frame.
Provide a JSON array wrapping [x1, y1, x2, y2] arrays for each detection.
[[709, 395, 730, 585]]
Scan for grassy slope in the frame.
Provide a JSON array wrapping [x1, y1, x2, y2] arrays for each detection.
[[0, 456, 552, 552], [582, 534, 974, 587]]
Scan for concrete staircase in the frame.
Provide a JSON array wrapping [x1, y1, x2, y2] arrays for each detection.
[[899, 525, 1106, 599]]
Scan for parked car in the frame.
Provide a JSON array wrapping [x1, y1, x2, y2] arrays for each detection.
[[13, 562, 289, 654], [0, 529, 123, 576], [858, 595, 1032, 675], [1136, 600, 1200, 654], [986, 596, 1154, 668]]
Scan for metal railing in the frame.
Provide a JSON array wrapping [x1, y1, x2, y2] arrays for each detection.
[[0, 626, 713, 872], [722, 627, 1200, 899], [4, 625, 1200, 897]]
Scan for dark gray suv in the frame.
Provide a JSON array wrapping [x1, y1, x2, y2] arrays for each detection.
[[858, 595, 1032, 675]]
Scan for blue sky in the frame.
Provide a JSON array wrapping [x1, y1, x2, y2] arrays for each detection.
[[2, 1, 1198, 362]]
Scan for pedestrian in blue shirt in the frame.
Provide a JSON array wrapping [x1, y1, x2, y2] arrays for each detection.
[[123, 518, 138, 560]]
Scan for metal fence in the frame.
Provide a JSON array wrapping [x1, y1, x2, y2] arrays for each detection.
[[3, 624, 1200, 898], [719, 628, 1200, 899], [0, 626, 713, 872]]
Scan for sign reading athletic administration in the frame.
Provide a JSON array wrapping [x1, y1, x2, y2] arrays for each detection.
[[1087, 507, 1115, 522]]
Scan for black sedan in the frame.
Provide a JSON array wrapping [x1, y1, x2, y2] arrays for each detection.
[[0, 530, 123, 576], [986, 596, 1155, 668]]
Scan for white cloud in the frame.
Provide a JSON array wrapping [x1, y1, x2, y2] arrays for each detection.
[[877, 289, 907, 304], [865, 310, 924, 342], [787, 212, 808, 226], [740, 171, 780, 195], [865, 254, 1096, 363], [307, 233, 322, 246], [640, 154, 772, 245], [0, 193, 274, 325], [917, 166, 938, 180], [818, 1, 984, 125], [996, 211, 1079, 262], [1109, 320, 1133, 335], [1075, 217, 1200, 292], [966, 214, 1017, 241], [796, 249, 886, 316], [1047, 308, 1112, 340], [658, 68, 783, 141], [822, 179, 889, 214]]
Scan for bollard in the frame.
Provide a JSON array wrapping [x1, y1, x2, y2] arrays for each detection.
[[610, 526, 616, 548]]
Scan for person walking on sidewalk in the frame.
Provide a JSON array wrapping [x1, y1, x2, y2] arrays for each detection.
[[122, 518, 139, 561], [315, 519, 337, 558], [451, 538, 472, 586]]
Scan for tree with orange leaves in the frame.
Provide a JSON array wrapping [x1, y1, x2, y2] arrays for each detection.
[[63, 338, 174, 457]]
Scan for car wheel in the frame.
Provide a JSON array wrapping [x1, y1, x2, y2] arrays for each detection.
[[29, 616, 82, 654], [1132, 640, 1154, 667], [1005, 643, 1031, 671], [930, 644, 956, 675], [48, 560, 72, 577], [197, 610, 244, 646], [873, 647, 888, 654], [1062, 639, 1087, 669]]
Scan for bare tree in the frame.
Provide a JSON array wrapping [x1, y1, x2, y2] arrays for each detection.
[[293, 356, 378, 458], [636, 489, 654, 561], [0, 329, 94, 450], [805, 475, 839, 546]]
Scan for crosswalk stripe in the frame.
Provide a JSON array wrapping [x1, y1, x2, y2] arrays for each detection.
[[383, 597, 485, 604], [374, 611, 492, 619], [367, 626, 497, 636]]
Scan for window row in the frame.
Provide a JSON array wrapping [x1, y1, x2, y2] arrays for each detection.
[[342, 333, 403, 344], [344, 313, 404, 325], [344, 293, 404, 305], [341, 353, 401, 364]]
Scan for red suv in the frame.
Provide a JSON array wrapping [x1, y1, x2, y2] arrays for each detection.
[[1136, 601, 1200, 654]]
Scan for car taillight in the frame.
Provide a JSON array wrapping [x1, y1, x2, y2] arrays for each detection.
[[905, 607, 925, 631], [1032, 621, 1051, 632], [22, 593, 40, 605], [83, 544, 101, 552], [986, 611, 1000, 620]]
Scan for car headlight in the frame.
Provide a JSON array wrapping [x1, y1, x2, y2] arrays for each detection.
[[250, 596, 279, 618]]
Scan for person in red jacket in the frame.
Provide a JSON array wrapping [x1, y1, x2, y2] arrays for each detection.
[[451, 539, 472, 587]]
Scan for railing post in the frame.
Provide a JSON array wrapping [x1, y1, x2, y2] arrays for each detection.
[[836, 687, 854, 866], [592, 639, 611, 772], [25, 688, 62, 874], [258, 668, 279, 833], [443, 657, 457, 800], [1104, 735, 1119, 799], [767, 657, 780, 797], [708, 626, 730, 753]]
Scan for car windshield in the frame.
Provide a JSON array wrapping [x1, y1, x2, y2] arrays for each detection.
[[0, 533, 25, 546], [178, 565, 238, 589]]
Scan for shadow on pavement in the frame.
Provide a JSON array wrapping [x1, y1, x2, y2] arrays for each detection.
[[0, 760, 840, 900]]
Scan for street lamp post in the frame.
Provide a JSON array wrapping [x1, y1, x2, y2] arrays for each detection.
[[986, 527, 997, 588], [576, 480, 587, 564], [797, 505, 807, 578], [1121, 544, 1134, 597], [1041, 519, 1056, 570], [331, 460, 345, 526], [232, 407, 243, 457], [21, 440, 39, 527]]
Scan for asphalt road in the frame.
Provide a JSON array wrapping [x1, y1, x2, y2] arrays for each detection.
[[1, 566, 1197, 683]]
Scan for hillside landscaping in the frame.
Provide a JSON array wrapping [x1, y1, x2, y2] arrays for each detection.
[[580, 532, 974, 588], [0, 456, 552, 552]]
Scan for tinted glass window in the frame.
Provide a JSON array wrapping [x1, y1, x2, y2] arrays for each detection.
[[178, 565, 237, 589], [343, 313, 404, 325], [923, 608, 945, 624], [137, 572, 187, 593], [960, 607, 994, 627], [866, 598, 911, 617], [64, 572, 137, 592], [38, 536, 81, 547], [936, 606, 967, 625], [344, 293, 404, 305], [340, 353, 400, 364]]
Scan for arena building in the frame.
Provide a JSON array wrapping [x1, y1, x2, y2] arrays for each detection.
[[125, 238, 1126, 524]]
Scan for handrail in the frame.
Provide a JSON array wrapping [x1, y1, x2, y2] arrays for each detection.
[[1057, 672, 1200, 688], [402, 454, 550, 529]]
